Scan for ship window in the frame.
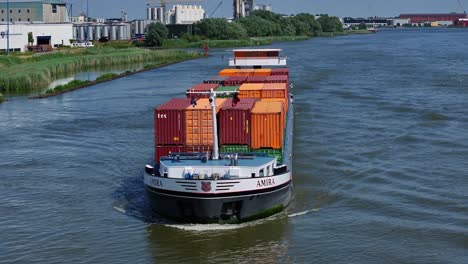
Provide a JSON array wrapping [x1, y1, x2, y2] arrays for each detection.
[[251, 173, 256, 178], [1, 10, 3, 14], [18, 9, 21, 13], [27, 18, 30, 21], [259, 169, 264, 177], [52, 4, 57, 13], [27, 9, 30, 13], [18, 18, 21, 21], [267, 166, 270, 176]]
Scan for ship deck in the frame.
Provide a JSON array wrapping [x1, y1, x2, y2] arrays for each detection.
[[160, 155, 276, 168]]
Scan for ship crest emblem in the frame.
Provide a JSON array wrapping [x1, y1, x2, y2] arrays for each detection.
[[201, 181, 211, 192]]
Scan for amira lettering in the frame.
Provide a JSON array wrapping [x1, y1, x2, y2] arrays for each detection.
[[256, 178, 275, 188]]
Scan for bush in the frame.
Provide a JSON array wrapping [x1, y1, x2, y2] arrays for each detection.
[[145, 22, 168, 47], [96, 73, 118, 82]]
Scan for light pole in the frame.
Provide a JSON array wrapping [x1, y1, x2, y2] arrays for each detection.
[[6, 0, 10, 56], [86, 0, 90, 44]]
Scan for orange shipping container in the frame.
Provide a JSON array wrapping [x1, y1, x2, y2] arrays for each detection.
[[253, 69, 272, 76], [219, 69, 256, 77], [261, 83, 287, 99], [219, 69, 238, 77], [260, 97, 289, 113], [238, 83, 264, 99], [185, 98, 226, 146], [251, 101, 285, 149]]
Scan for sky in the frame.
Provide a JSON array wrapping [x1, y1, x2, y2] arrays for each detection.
[[68, 0, 468, 19]]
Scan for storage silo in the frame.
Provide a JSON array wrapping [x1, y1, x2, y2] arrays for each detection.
[[111, 25, 117, 40], [103, 25, 109, 38]]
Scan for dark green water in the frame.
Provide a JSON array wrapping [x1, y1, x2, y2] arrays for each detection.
[[1, 28, 468, 263]]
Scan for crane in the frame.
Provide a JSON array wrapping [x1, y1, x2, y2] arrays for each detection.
[[457, 0, 466, 14], [209, 1, 223, 18]]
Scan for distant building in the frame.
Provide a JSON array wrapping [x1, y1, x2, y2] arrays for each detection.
[[0, 0, 69, 23], [233, 0, 254, 19], [455, 18, 468, 27], [147, 5, 204, 25], [342, 17, 390, 28], [0, 22, 72, 52], [254, 4, 271, 12], [398, 13, 467, 25], [388, 18, 410, 27]]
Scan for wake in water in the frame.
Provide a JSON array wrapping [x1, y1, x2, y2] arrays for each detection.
[[287, 208, 320, 218]]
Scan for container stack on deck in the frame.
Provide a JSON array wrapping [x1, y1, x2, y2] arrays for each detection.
[[154, 67, 290, 164]]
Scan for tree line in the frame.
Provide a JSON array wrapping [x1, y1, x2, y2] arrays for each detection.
[[145, 11, 343, 47]]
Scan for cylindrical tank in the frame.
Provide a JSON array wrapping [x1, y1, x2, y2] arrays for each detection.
[[87, 26, 94, 41], [147, 7, 152, 20], [79, 26, 85, 41], [111, 25, 117, 40], [95, 26, 102, 40], [103, 26, 109, 38], [139, 20, 144, 35], [118, 25, 125, 40]]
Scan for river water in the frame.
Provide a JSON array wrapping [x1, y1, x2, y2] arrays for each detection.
[[1, 28, 467, 263]]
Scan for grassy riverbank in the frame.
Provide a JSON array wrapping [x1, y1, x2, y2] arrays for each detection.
[[319, 30, 373, 37], [0, 92, 4, 103], [162, 36, 310, 49], [0, 48, 202, 93]]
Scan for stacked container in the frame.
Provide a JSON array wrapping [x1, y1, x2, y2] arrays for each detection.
[[154, 66, 291, 164], [251, 100, 285, 150], [186, 83, 219, 99], [218, 98, 257, 147], [154, 98, 192, 162], [185, 98, 226, 148]]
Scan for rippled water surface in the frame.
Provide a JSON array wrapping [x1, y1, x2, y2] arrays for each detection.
[[1, 28, 468, 263]]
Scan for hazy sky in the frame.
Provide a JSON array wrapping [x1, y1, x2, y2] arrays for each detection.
[[69, 0, 468, 19]]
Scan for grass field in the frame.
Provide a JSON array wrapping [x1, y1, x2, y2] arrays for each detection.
[[0, 47, 201, 93]]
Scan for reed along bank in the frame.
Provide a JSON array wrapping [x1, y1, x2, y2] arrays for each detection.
[[0, 48, 201, 94]]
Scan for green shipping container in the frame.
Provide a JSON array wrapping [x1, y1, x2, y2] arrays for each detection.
[[216, 86, 240, 98], [220, 145, 251, 153], [253, 149, 283, 163]]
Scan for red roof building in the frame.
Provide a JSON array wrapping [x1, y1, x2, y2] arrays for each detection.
[[399, 13, 467, 24]]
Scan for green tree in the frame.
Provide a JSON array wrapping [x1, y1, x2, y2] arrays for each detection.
[[358, 22, 367, 30], [317, 15, 343, 32], [238, 16, 276, 37], [145, 22, 168, 47], [28, 32, 34, 44], [195, 18, 247, 39], [295, 13, 322, 36]]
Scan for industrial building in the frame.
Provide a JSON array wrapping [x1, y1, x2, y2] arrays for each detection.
[[72, 19, 131, 42], [254, 4, 271, 12], [0, 0, 69, 23], [0, 22, 72, 52], [398, 13, 467, 25], [233, 0, 254, 19], [147, 5, 204, 25], [342, 17, 390, 28]]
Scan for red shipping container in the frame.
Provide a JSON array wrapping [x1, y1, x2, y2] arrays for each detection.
[[246, 76, 268, 83], [266, 75, 289, 83], [154, 98, 192, 145], [224, 76, 247, 86], [186, 83, 220, 99], [218, 98, 257, 146], [155, 145, 186, 163], [271, 68, 289, 76]]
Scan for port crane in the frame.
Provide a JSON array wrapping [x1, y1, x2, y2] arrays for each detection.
[[208, 1, 223, 17]]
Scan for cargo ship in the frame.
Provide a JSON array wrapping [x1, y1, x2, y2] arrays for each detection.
[[144, 49, 294, 223]]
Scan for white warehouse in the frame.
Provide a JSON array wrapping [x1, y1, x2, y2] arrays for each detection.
[[0, 22, 72, 52]]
